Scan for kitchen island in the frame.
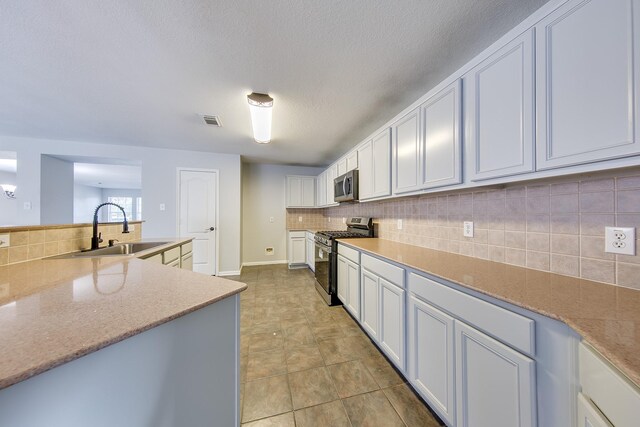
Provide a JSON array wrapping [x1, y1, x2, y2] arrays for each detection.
[[0, 241, 246, 426]]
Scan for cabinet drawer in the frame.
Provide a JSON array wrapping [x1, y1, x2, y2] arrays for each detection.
[[289, 231, 306, 238], [163, 246, 180, 264], [146, 253, 162, 264], [338, 244, 360, 264], [409, 272, 534, 356], [181, 241, 193, 256], [579, 342, 640, 427], [362, 254, 404, 287]]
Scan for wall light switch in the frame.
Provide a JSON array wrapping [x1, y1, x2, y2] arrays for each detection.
[[605, 226, 635, 255], [269, 216, 274, 223], [397, 219, 403, 230], [159, 203, 166, 211], [463, 221, 474, 238], [23, 202, 31, 210], [0, 234, 9, 248]]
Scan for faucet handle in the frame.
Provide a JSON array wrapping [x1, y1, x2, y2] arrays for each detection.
[[98, 232, 103, 243], [108, 239, 119, 247]]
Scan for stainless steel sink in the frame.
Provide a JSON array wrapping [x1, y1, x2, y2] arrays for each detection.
[[47, 242, 172, 259]]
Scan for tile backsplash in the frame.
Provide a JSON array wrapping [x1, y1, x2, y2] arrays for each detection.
[[0, 222, 143, 266], [287, 167, 640, 290]]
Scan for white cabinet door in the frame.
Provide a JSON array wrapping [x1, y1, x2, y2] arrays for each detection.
[[577, 394, 613, 427], [393, 107, 422, 194], [316, 171, 326, 207], [455, 320, 536, 427], [301, 177, 315, 207], [361, 268, 380, 340], [346, 150, 358, 172], [421, 79, 462, 189], [357, 140, 374, 200], [337, 254, 348, 304], [289, 237, 306, 265], [379, 278, 405, 372], [346, 259, 360, 319], [286, 176, 302, 207], [466, 29, 535, 181], [372, 128, 391, 198], [536, 0, 640, 169], [306, 237, 315, 272], [337, 158, 347, 176], [326, 165, 338, 206], [408, 295, 455, 426]]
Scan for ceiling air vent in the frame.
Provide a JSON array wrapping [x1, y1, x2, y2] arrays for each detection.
[[202, 115, 222, 127]]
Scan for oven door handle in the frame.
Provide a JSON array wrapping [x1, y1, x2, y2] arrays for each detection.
[[315, 241, 332, 253]]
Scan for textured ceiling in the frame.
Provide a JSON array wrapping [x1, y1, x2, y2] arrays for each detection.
[[0, 0, 548, 165]]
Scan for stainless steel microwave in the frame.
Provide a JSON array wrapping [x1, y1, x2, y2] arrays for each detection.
[[334, 170, 359, 203]]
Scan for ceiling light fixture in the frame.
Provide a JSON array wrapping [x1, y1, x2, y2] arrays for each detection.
[[1, 184, 16, 199], [247, 92, 273, 144]]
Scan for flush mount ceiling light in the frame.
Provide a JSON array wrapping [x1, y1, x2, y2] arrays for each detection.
[[1, 184, 16, 199], [247, 92, 273, 144]]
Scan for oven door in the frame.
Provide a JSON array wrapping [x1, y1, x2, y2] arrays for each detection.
[[314, 242, 331, 293]]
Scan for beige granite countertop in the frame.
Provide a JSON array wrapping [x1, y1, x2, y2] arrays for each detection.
[[0, 241, 246, 390], [338, 238, 640, 387]]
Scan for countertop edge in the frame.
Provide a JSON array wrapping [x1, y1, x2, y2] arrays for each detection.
[[337, 238, 640, 388]]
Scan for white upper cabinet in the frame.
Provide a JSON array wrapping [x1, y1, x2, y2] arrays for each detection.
[[316, 171, 326, 207], [536, 0, 640, 169], [392, 107, 421, 194], [326, 164, 338, 206], [421, 79, 462, 189], [286, 176, 315, 208], [465, 29, 535, 181], [337, 158, 348, 176], [346, 150, 358, 172], [358, 128, 391, 200]]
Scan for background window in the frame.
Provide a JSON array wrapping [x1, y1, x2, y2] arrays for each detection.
[[107, 197, 133, 221]]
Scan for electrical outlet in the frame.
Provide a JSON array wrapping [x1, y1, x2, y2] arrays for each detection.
[[342, 217, 346, 224], [0, 234, 9, 248], [298, 216, 303, 222], [269, 216, 274, 223], [397, 219, 403, 230], [265, 247, 274, 256], [463, 221, 474, 238], [23, 202, 31, 210], [159, 203, 166, 211], [605, 226, 635, 255], [128, 224, 135, 232]]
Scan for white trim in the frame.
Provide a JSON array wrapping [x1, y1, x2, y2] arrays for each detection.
[[242, 260, 288, 267], [176, 167, 220, 276], [218, 270, 242, 277]]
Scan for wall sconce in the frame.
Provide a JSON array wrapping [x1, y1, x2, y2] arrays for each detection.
[[247, 92, 273, 144], [1, 184, 16, 199]]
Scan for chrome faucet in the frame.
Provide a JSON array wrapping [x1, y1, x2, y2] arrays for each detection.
[[91, 203, 130, 250]]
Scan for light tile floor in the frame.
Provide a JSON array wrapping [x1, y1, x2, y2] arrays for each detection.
[[231, 265, 445, 427]]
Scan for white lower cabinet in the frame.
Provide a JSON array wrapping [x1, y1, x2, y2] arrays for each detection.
[[455, 320, 536, 427], [360, 268, 380, 340], [577, 393, 612, 427], [306, 233, 315, 272], [288, 231, 306, 267], [379, 278, 405, 371], [408, 295, 456, 426], [337, 253, 360, 319]]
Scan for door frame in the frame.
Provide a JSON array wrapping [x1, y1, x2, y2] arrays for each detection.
[[176, 167, 220, 276]]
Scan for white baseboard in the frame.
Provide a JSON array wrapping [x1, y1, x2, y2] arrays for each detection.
[[217, 270, 242, 277], [241, 260, 288, 267]]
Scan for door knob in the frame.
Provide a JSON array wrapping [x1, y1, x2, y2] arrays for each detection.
[[207, 227, 215, 231]]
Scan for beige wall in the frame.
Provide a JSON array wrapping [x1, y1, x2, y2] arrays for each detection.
[[287, 166, 640, 290]]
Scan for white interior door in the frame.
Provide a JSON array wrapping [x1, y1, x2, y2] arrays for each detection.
[[178, 169, 217, 275]]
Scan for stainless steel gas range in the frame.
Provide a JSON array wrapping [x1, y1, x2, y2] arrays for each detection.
[[313, 217, 374, 305]]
